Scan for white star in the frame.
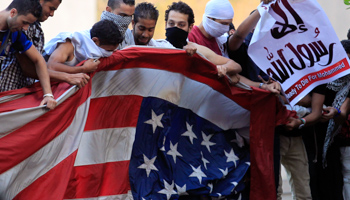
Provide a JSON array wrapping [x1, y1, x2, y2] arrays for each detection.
[[167, 141, 183, 163], [189, 165, 207, 184], [201, 132, 216, 152], [245, 162, 251, 166], [225, 149, 239, 167], [158, 180, 177, 200], [231, 131, 244, 148], [144, 110, 164, 133], [175, 184, 188, 196], [201, 152, 210, 170], [160, 136, 166, 151], [138, 154, 158, 177], [208, 183, 214, 193], [219, 168, 228, 178], [216, 193, 222, 198], [231, 182, 238, 192], [181, 122, 197, 144]]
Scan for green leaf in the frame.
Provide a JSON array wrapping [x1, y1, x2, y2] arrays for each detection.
[[345, 0, 350, 6]]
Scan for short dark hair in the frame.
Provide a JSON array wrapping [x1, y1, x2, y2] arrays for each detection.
[[90, 20, 123, 46], [134, 2, 159, 24], [165, 1, 195, 25], [347, 28, 350, 40], [108, 0, 135, 10], [6, 0, 42, 18], [341, 40, 350, 54]]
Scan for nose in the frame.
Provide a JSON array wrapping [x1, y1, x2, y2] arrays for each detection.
[[142, 31, 149, 38], [50, 11, 55, 17]]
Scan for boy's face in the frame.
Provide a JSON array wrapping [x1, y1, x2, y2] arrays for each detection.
[[166, 10, 192, 32], [39, 0, 61, 22], [132, 18, 157, 45]]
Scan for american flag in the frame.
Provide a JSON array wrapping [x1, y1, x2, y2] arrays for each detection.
[[0, 47, 293, 200]]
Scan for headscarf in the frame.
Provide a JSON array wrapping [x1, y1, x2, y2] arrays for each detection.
[[204, 0, 234, 20], [100, 10, 132, 37]]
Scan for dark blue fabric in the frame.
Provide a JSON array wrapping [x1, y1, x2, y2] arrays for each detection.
[[129, 97, 250, 200], [0, 30, 32, 56]]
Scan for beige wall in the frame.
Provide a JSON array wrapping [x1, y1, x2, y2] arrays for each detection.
[[0, 0, 349, 42]]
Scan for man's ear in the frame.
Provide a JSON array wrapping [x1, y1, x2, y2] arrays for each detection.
[[106, 6, 112, 12], [10, 8, 17, 18], [188, 23, 194, 33], [92, 37, 100, 46], [132, 20, 135, 26]]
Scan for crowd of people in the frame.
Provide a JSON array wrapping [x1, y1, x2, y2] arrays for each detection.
[[1, 0, 350, 199]]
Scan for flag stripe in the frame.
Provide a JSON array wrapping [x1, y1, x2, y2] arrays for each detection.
[[74, 128, 136, 166], [64, 161, 131, 199], [64, 193, 132, 200], [91, 69, 250, 130], [0, 97, 90, 200], [0, 87, 90, 174], [13, 151, 78, 200], [84, 95, 142, 131]]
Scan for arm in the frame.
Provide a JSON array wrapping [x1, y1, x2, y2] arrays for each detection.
[[238, 75, 281, 94], [228, 0, 273, 51], [196, 44, 241, 76], [47, 41, 100, 74], [302, 93, 325, 126], [24, 45, 57, 110], [322, 97, 350, 124], [16, 53, 90, 88]]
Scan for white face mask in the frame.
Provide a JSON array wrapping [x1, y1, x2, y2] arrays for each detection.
[[98, 47, 114, 58], [202, 16, 229, 38]]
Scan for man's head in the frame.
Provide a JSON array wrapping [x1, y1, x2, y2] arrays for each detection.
[[341, 40, 350, 59], [90, 20, 123, 51], [132, 2, 159, 45], [5, 0, 42, 32], [165, 1, 194, 32], [106, 0, 135, 17], [202, 0, 234, 38], [39, 0, 61, 22]]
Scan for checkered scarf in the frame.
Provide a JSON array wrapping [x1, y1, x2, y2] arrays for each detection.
[[100, 11, 132, 38]]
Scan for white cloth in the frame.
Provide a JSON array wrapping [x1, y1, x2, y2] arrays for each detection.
[[204, 0, 234, 19], [147, 39, 175, 48], [118, 29, 135, 50], [43, 30, 113, 63]]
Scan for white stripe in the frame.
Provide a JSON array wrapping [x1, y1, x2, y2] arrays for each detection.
[[0, 93, 25, 104], [0, 97, 90, 200], [91, 68, 250, 130], [0, 86, 78, 137], [64, 191, 133, 200], [74, 128, 136, 166]]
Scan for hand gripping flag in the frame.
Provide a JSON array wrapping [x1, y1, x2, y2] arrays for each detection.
[[0, 47, 293, 200]]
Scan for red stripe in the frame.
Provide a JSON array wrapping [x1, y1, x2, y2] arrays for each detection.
[[12, 151, 78, 200], [97, 47, 251, 110], [64, 161, 131, 199], [0, 83, 91, 174], [84, 95, 143, 131], [0, 82, 72, 113]]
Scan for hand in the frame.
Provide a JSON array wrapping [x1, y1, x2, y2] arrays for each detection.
[[320, 107, 337, 122], [285, 117, 302, 131], [40, 96, 57, 110], [183, 43, 197, 56], [66, 73, 90, 88], [261, 81, 281, 94], [217, 65, 228, 77], [228, 74, 240, 85], [258, 75, 273, 84], [82, 59, 100, 73]]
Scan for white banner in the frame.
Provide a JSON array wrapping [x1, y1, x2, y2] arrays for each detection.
[[248, 0, 350, 106]]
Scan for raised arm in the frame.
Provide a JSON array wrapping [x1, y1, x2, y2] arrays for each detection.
[[24, 45, 57, 110]]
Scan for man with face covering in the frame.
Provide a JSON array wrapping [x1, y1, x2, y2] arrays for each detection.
[[100, 0, 135, 50], [188, 0, 233, 57], [44, 20, 123, 74], [165, 1, 282, 94]]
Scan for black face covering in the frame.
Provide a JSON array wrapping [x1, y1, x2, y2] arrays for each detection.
[[165, 27, 189, 49]]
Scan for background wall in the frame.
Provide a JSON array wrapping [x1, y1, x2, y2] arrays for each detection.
[[0, 0, 349, 42]]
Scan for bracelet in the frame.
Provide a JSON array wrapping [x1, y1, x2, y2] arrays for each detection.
[[259, 82, 264, 88], [334, 107, 341, 117], [300, 117, 306, 125], [43, 93, 54, 98]]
